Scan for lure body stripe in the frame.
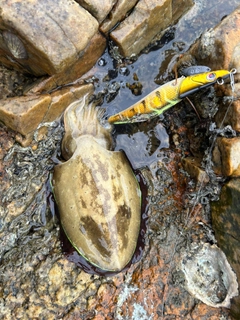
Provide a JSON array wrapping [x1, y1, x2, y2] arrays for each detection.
[[108, 77, 184, 124], [108, 70, 230, 124]]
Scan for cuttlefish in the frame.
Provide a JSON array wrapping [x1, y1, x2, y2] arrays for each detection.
[[52, 95, 141, 272]]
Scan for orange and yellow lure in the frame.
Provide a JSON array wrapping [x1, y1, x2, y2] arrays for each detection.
[[108, 70, 231, 124]]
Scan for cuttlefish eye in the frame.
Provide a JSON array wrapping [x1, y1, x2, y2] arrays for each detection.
[[207, 72, 216, 81]]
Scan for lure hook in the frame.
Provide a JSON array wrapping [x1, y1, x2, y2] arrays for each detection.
[[217, 78, 224, 85]]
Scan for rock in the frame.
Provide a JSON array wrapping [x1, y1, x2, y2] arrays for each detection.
[[182, 156, 209, 184], [172, 0, 194, 21], [0, 0, 98, 76], [0, 120, 232, 318], [0, 95, 51, 136], [188, 6, 240, 73], [230, 41, 240, 74], [44, 84, 95, 123], [100, 0, 139, 33], [0, 84, 94, 144], [75, 0, 116, 22], [211, 178, 240, 318], [214, 39, 240, 130], [177, 7, 240, 178], [0, 65, 35, 99], [214, 83, 240, 132], [110, 0, 172, 57], [212, 137, 240, 177], [25, 32, 106, 95], [179, 242, 238, 308], [110, 0, 193, 57], [1, 2, 238, 318], [177, 5, 240, 127]]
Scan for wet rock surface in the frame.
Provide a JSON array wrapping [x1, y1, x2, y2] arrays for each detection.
[[215, 84, 240, 132], [0, 0, 193, 138], [189, 6, 240, 72], [0, 125, 232, 319], [177, 5, 240, 317], [211, 178, 240, 319], [110, 0, 193, 57], [110, 0, 172, 57], [100, 0, 139, 33], [1, 1, 240, 319], [0, 0, 193, 81], [182, 156, 209, 184]]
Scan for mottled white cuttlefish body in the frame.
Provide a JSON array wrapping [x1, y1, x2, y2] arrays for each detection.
[[52, 95, 141, 272]]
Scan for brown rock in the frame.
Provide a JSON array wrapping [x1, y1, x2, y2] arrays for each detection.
[[0, 95, 51, 136], [231, 41, 240, 75], [215, 84, 240, 132], [182, 156, 209, 184], [110, 0, 172, 57], [110, 0, 193, 57], [214, 30, 240, 131], [100, 0, 139, 33], [211, 178, 240, 318], [0, 84, 93, 144], [212, 137, 240, 177], [75, 0, 116, 22], [0, 0, 98, 76], [43, 83, 94, 123], [172, 0, 194, 21], [26, 32, 106, 95]]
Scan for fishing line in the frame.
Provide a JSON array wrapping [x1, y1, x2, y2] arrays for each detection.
[[160, 68, 237, 317]]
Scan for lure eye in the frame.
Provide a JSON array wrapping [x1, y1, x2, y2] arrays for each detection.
[[207, 72, 216, 81]]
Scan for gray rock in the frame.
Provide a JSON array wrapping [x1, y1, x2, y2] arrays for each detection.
[[188, 6, 240, 71], [180, 242, 238, 308]]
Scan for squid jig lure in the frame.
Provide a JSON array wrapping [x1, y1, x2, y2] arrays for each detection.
[[108, 69, 236, 124]]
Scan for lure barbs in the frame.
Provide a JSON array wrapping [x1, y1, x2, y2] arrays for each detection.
[[108, 70, 231, 124]]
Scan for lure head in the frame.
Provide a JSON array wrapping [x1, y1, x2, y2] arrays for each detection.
[[179, 70, 230, 98]]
